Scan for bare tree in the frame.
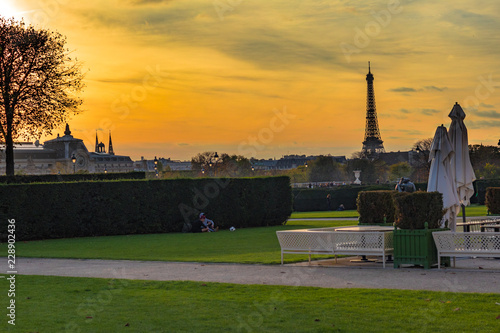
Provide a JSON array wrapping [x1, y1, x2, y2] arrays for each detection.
[[0, 17, 84, 176], [191, 152, 251, 177], [411, 138, 433, 182]]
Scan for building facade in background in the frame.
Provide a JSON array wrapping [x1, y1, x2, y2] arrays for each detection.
[[0, 124, 133, 175]]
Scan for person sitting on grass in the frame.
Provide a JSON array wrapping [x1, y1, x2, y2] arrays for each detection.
[[199, 213, 218, 232]]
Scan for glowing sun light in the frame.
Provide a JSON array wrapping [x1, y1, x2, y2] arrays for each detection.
[[0, 1, 22, 19]]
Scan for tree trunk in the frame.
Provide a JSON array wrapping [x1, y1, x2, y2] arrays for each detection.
[[5, 124, 14, 177]]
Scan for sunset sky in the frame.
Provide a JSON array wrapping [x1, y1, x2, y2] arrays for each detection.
[[4, 0, 500, 161]]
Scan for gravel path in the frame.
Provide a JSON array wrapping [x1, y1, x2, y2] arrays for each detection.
[[2, 257, 499, 294]]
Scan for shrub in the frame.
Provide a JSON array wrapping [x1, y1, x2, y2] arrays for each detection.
[[0, 176, 292, 241], [0, 172, 146, 184], [393, 192, 444, 230], [485, 187, 500, 214], [292, 184, 394, 212], [357, 191, 396, 224], [472, 179, 500, 204]]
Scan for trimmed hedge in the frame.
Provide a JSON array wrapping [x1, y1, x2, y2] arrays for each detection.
[[472, 179, 500, 205], [0, 172, 146, 184], [393, 192, 444, 230], [0, 176, 292, 241], [485, 187, 500, 214], [292, 185, 395, 212], [357, 191, 396, 224]]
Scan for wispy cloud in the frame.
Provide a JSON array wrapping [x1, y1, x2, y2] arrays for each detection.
[[424, 86, 447, 91], [389, 86, 447, 93], [420, 108, 440, 116], [468, 120, 500, 129], [389, 87, 417, 93], [129, 0, 174, 5], [473, 110, 500, 119]]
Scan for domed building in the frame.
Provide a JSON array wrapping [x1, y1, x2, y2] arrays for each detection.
[[0, 124, 133, 175]]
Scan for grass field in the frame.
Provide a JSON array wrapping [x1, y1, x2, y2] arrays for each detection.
[[2, 275, 498, 333], [9, 220, 356, 264], [7, 206, 491, 264], [291, 205, 489, 219], [456, 204, 489, 217], [290, 210, 359, 219]]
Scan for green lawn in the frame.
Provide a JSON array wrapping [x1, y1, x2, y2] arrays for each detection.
[[290, 210, 359, 219], [9, 220, 356, 264], [291, 205, 489, 219], [6, 206, 490, 264], [457, 204, 489, 217], [2, 275, 498, 333]]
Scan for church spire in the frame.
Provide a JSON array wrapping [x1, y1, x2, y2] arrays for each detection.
[[108, 131, 114, 155], [95, 131, 99, 153]]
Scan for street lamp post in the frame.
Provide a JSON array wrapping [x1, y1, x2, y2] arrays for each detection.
[[71, 154, 76, 174], [415, 145, 429, 184], [154, 156, 158, 178], [213, 152, 219, 176]]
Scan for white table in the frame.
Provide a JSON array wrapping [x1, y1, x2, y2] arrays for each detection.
[[333, 226, 394, 263]]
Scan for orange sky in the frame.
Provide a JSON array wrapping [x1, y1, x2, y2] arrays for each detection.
[[4, 0, 500, 161]]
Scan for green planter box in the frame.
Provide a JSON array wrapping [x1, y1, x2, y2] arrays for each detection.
[[393, 225, 449, 269]]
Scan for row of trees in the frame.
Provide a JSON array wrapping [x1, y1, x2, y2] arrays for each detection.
[[173, 151, 414, 184], [175, 141, 500, 184]]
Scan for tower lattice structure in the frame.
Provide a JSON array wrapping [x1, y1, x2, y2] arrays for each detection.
[[361, 62, 385, 157]]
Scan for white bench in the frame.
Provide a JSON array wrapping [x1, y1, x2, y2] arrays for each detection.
[[432, 231, 500, 269], [276, 228, 394, 268]]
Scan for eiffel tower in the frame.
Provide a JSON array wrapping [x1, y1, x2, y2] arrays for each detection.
[[361, 62, 385, 157]]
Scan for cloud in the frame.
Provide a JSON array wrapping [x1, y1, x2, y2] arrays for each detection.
[[178, 143, 189, 146], [389, 86, 447, 93], [92, 77, 146, 85], [420, 108, 440, 116], [445, 9, 498, 28], [389, 87, 417, 92], [424, 86, 447, 92], [129, 0, 174, 5], [73, 1, 340, 70], [468, 120, 500, 129], [220, 36, 337, 70], [473, 110, 500, 119]]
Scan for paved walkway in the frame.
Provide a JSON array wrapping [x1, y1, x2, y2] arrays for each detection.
[[2, 257, 499, 294], [287, 216, 497, 222]]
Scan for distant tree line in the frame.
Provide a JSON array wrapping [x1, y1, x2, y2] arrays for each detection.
[[155, 140, 500, 184]]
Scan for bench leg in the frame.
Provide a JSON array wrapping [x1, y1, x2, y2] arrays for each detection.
[[437, 255, 441, 269], [281, 251, 284, 265]]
